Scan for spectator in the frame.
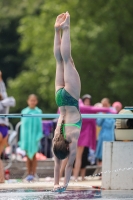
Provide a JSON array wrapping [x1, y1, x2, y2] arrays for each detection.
[[112, 101, 122, 113], [0, 71, 15, 183], [73, 94, 91, 181], [73, 96, 116, 181], [95, 98, 115, 166], [18, 94, 43, 182]]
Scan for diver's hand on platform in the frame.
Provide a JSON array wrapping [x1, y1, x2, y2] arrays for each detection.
[[52, 184, 61, 192], [58, 185, 67, 193], [52, 184, 67, 193]]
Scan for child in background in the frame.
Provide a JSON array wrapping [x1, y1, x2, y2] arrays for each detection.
[[19, 94, 43, 182]]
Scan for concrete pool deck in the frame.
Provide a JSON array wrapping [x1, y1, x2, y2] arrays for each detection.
[[1, 179, 133, 200], [0, 176, 101, 190]]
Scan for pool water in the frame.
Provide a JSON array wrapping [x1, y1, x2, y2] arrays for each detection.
[[0, 189, 101, 200], [0, 189, 133, 200]]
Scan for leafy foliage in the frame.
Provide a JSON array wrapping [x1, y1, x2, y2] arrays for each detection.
[[1, 0, 133, 115], [0, 0, 26, 82]]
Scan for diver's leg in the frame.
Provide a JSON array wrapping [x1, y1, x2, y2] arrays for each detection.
[[54, 14, 66, 92], [60, 12, 81, 100]]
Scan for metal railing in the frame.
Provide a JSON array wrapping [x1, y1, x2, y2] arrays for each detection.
[[0, 113, 133, 119]]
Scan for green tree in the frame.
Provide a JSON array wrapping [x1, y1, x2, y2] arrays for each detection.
[[7, 0, 133, 116], [0, 0, 26, 82]]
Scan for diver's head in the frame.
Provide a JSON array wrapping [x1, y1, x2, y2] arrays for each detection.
[[52, 119, 69, 160], [53, 133, 69, 160]]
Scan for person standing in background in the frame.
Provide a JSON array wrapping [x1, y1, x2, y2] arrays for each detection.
[[73, 95, 116, 180], [96, 98, 115, 166], [112, 101, 122, 113], [73, 94, 91, 181], [0, 71, 15, 183], [19, 94, 43, 182]]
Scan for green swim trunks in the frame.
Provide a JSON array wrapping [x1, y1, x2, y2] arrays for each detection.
[[55, 88, 82, 132], [55, 88, 79, 110]]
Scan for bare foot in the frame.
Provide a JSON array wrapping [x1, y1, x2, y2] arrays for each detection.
[[60, 11, 70, 29], [54, 13, 66, 31]]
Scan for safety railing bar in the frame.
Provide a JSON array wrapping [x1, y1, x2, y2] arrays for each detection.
[[0, 113, 133, 119]]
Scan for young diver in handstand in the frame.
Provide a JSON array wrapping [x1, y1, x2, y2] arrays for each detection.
[[52, 12, 82, 192]]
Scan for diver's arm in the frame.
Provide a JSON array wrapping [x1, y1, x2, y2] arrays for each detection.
[[54, 155, 62, 186], [64, 138, 77, 187]]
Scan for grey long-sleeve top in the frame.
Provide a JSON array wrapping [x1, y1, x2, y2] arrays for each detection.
[[0, 80, 7, 99]]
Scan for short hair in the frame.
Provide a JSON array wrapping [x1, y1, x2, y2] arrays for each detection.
[[53, 120, 69, 160]]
